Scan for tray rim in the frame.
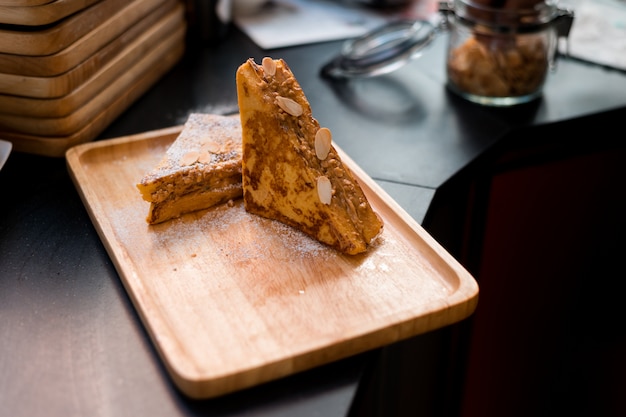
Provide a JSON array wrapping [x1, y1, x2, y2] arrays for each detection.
[[0, 0, 55, 6], [0, 0, 102, 26], [0, 0, 130, 55], [0, 0, 173, 76], [66, 126, 479, 398], [0, 0, 181, 99], [1, 38, 184, 156], [0, 7, 183, 118]]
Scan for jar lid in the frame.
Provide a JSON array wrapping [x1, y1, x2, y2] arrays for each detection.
[[321, 19, 439, 79], [452, 0, 563, 31]]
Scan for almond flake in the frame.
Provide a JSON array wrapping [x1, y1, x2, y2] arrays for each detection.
[[276, 96, 303, 117], [180, 151, 200, 166], [198, 152, 212, 164], [317, 176, 332, 205], [262, 57, 276, 76], [315, 127, 332, 160], [202, 141, 222, 154]]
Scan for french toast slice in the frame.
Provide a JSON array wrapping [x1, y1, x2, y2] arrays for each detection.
[[236, 57, 383, 255], [137, 113, 242, 224]]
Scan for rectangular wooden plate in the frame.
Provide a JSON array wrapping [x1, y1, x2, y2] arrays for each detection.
[[0, 0, 132, 55], [0, 0, 178, 98], [0, 3, 182, 113], [0, 0, 172, 76], [0, 1, 55, 7], [66, 126, 479, 399], [0, 23, 184, 137], [0, 0, 101, 26], [1, 32, 184, 156]]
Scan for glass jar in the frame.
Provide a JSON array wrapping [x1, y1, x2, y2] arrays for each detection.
[[321, 0, 574, 107], [442, 0, 574, 106]]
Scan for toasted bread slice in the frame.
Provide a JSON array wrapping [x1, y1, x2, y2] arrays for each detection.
[[137, 113, 242, 224], [236, 57, 383, 255]]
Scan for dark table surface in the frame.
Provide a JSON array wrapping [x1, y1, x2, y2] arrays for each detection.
[[2, 8, 626, 417]]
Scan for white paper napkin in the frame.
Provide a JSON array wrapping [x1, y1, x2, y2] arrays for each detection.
[[565, 0, 626, 71], [234, 0, 419, 49]]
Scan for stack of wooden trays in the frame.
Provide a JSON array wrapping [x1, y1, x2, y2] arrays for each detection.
[[0, 0, 186, 157]]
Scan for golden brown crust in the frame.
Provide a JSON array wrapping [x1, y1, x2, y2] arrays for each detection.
[[137, 113, 243, 224], [236, 57, 383, 255]]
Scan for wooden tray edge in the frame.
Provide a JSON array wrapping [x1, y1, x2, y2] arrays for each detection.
[[0, 0, 104, 27], [0, 0, 182, 98], [0, 0, 128, 55], [0, 0, 174, 76], [2, 36, 184, 156]]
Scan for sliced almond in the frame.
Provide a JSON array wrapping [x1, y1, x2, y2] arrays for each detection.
[[202, 141, 222, 154], [262, 57, 276, 76], [180, 151, 200, 166], [317, 176, 332, 205], [315, 127, 332, 160], [276, 96, 303, 117], [197, 152, 212, 164]]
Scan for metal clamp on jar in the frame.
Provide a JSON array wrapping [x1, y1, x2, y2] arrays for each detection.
[[321, 0, 574, 106]]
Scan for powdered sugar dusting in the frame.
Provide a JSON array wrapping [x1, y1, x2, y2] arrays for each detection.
[[143, 114, 242, 180], [114, 198, 337, 265], [198, 201, 335, 262]]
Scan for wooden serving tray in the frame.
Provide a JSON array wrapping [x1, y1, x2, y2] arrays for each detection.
[[66, 127, 479, 399], [0, 2, 182, 104], [1, 32, 184, 156], [0, 0, 101, 26], [0, 24, 184, 137], [0, 0, 172, 76], [0, 1, 55, 7], [0, 0, 132, 56]]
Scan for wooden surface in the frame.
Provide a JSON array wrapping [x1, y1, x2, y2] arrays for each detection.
[[0, 0, 172, 76], [0, 0, 134, 56], [0, 2, 182, 105], [65, 126, 479, 399], [0, 1, 55, 7], [1, 31, 184, 156], [0, 0, 102, 26], [0, 25, 184, 136]]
